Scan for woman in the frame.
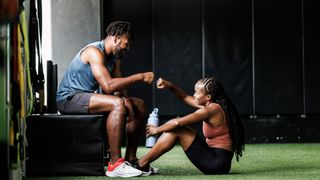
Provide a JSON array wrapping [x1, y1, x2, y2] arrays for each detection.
[[133, 77, 245, 175]]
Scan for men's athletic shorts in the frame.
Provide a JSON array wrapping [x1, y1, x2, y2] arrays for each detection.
[[57, 93, 93, 114]]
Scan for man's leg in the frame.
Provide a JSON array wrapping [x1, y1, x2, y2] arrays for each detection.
[[59, 93, 142, 177], [88, 94, 126, 164], [124, 97, 146, 161], [138, 127, 197, 168]]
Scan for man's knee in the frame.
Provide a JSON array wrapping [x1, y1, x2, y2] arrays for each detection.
[[112, 97, 126, 113]]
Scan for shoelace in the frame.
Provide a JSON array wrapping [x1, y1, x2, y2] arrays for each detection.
[[122, 161, 132, 169]]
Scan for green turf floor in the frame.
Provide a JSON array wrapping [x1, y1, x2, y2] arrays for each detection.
[[26, 144, 320, 180]]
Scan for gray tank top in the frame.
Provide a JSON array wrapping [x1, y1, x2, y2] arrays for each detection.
[[56, 40, 116, 102]]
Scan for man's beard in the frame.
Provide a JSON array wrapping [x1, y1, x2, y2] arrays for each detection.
[[114, 44, 126, 59]]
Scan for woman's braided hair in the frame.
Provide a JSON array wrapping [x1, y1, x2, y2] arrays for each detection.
[[198, 77, 245, 161]]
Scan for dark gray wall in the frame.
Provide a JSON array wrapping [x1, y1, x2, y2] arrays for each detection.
[[103, 0, 153, 112], [104, 0, 319, 116], [204, 0, 252, 114], [254, 0, 303, 114], [153, 0, 202, 115], [304, 0, 320, 114]]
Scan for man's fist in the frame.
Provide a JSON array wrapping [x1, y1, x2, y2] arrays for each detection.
[[142, 72, 154, 84]]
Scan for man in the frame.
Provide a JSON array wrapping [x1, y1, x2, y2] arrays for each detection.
[[56, 21, 154, 177]]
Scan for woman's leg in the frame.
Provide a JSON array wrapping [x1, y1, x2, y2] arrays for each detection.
[[138, 127, 197, 168]]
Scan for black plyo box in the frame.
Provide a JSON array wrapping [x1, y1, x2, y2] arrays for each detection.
[[26, 114, 106, 176]]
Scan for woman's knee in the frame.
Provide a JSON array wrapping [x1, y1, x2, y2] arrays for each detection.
[[173, 127, 196, 150], [174, 127, 194, 136], [162, 127, 190, 139]]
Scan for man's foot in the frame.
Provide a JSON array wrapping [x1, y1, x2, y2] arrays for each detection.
[[106, 158, 142, 177], [130, 159, 159, 176]]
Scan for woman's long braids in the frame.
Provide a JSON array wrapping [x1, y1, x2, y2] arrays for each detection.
[[198, 77, 245, 161], [106, 21, 133, 39]]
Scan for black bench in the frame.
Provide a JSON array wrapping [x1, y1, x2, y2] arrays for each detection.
[[26, 114, 108, 176]]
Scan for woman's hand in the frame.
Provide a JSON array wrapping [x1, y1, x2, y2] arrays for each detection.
[[146, 124, 159, 137], [156, 78, 172, 89]]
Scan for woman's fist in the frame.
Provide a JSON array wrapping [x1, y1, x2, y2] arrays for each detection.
[[156, 78, 171, 89]]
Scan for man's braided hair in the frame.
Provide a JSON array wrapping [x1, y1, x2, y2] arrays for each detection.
[[106, 21, 133, 39], [197, 77, 245, 161]]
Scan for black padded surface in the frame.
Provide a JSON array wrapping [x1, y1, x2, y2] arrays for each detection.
[[26, 114, 106, 176], [254, 0, 303, 114]]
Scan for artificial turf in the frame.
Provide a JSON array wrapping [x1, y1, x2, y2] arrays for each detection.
[[26, 143, 320, 180]]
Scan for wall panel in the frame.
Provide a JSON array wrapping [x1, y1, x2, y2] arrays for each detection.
[[154, 0, 202, 115], [204, 0, 252, 114], [103, 0, 153, 110], [254, 0, 303, 114], [304, 0, 320, 114]]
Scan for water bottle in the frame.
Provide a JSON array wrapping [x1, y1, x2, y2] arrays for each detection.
[[145, 108, 159, 148]]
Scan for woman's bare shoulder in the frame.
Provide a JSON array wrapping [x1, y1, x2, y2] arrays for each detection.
[[207, 102, 222, 112]]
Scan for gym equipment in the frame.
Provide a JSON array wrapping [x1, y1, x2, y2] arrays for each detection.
[[26, 114, 108, 176]]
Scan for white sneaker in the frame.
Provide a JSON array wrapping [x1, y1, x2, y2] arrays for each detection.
[[105, 158, 142, 178]]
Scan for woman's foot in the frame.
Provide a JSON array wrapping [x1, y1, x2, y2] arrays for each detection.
[[130, 159, 159, 176]]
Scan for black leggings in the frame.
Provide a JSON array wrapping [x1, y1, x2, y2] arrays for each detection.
[[185, 134, 233, 174]]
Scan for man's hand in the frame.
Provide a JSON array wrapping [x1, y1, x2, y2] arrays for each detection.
[[146, 124, 158, 137], [156, 78, 172, 89], [142, 72, 154, 84]]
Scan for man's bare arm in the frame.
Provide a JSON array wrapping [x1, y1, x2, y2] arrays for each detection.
[[112, 59, 128, 97], [87, 47, 154, 94]]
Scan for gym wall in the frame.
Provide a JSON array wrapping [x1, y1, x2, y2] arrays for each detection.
[[103, 0, 320, 142], [103, 0, 320, 116], [103, 0, 154, 112], [49, 0, 320, 142]]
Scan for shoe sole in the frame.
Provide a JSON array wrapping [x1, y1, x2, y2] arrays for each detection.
[[141, 170, 152, 177], [105, 171, 117, 177], [106, 171, 142, 178]]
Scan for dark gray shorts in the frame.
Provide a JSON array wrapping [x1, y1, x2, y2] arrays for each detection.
[[57, 93, 93, 114]]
